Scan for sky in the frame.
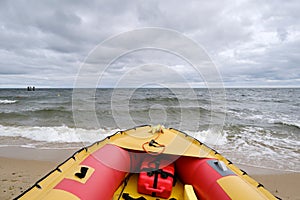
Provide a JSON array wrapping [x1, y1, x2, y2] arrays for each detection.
[[0, 0, 299, 88]]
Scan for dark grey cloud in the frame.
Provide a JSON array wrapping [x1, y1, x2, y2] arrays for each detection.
[[0, 0, 299, 88]]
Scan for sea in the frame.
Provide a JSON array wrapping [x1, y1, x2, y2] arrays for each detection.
[[0, 88, 299, 172]]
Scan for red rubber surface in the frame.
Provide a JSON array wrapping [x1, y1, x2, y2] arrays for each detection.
[[176, 156, 231, 200], [54, 144, 130, 200]]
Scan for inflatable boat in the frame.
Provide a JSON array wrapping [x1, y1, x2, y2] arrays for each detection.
[[16, 125, 279, 200]]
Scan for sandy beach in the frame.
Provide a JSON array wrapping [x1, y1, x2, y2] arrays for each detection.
[[0, 147, 76, 200], [1, 147, 299, 200], [252, 173, 300, 200], [0, 157, 56, 200]]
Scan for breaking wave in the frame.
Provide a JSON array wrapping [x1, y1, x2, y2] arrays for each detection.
[[0, 99, 17, 104]]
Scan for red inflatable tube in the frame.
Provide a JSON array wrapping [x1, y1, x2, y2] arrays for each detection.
[[176, 156, 231, 200], [55, 144, 131, 200]]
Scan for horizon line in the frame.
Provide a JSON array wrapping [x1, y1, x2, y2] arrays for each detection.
[[1, 86, 300, 89]]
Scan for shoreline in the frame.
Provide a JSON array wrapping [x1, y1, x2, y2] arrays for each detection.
[[1, 146, 299, 200]]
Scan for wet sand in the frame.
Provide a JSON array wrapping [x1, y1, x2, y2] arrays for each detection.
[[1, 147, 299, 200]]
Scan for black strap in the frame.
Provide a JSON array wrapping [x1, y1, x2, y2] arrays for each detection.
[[122, 193, 146, 200], [152, 169, 158, 197], [140, 168, 175, 180], [139, 159, 176, 197], [140, 168, 175, 197], [117, 175, 131, 200]]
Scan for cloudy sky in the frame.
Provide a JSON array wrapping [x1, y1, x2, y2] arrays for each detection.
[[0, 0, 299, 88]]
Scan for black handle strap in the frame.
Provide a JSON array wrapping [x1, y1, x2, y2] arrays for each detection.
[[122, 193, 146, 200]]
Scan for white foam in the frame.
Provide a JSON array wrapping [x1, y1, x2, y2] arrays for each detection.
[[185, 129, 228, 146], [0, 124, 299, 171], [0, 125, 119, 143], [234, 110, 300, 130], [223, 126, 300, 172], [0, 125, 227, 146], [0, 99, 17, 104]]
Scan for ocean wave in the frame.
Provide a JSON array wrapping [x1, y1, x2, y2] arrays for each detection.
[[228, 109, 300, 130], [185, 129, 228, 146], [273, 121, 300, 129], [130, 106, 211, 113], [221, 125, 300, 172], [0, 125, 119, 143], [0, 108, 72, 120], [0, 104, 71, 114], [129, 96, 210, 104], [0, 124, 226, 146], [0, 99, 17, 104], [28, 107, 71, 114], [0, 124, 227, 145]]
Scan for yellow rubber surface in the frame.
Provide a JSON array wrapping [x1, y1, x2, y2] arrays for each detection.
[[184, 185, 198, 200], [217, 176, 269, 200]]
